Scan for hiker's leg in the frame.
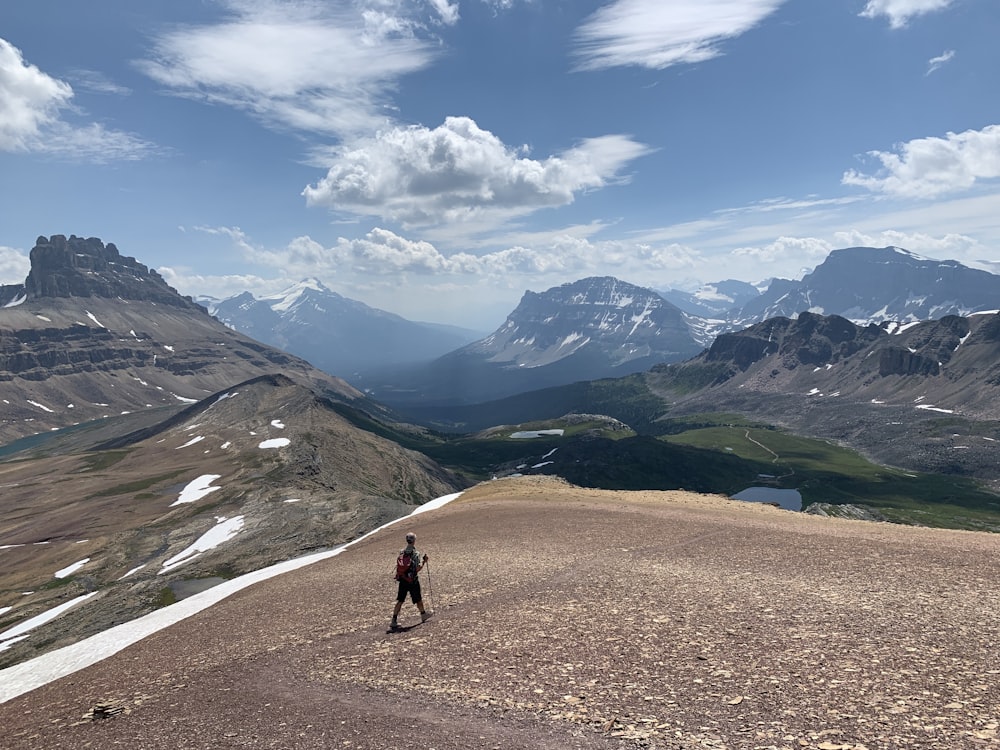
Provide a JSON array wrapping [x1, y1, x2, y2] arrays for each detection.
[[412, 580, 424, 612], [392, 581, 407, 624]]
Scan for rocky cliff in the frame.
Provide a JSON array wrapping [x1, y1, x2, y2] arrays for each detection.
[[0, 235, 368, 444]]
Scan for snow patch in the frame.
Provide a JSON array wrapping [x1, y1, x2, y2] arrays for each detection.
[[159, 516, 245, 574], [259, 437, 291, 449], [510, 429, 565, 439], [171, 474, 222, 506], [84, 311, 106, 328], [54, 559, 90, 579]]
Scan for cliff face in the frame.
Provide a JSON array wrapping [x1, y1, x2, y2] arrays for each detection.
[[19, 235, 202, 309], [0, 235, 364, 443]]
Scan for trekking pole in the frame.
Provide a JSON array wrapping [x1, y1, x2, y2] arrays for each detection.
[[425, 559, 433, 611]]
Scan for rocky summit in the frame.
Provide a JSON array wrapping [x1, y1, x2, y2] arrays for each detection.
[[0, 235, 368, 444], [378, 276, 703, 407]]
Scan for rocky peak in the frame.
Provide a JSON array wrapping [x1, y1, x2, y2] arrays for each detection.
[[22, 235, 201, 310], [705, 311, 886, 371]]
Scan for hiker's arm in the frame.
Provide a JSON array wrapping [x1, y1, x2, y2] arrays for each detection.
[[419, 553, 429, 571]]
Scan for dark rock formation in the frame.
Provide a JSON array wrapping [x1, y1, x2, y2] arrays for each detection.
[[878, 346, 940, 377], [23, 235, 202, 310], [704, 312, 885, 372]]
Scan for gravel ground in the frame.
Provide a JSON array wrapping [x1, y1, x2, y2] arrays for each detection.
[[2, 476, 998, 749]]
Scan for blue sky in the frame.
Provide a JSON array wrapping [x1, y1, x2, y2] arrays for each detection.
[[2, 0, 998, 329]]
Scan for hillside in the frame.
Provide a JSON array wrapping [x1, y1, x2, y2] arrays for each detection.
[[1, 477, 998, 749], [0, 235, 372, 445], [0, 373, 462, 670]]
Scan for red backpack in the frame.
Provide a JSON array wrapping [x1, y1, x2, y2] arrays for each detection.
[[395, 550, 417, 582]]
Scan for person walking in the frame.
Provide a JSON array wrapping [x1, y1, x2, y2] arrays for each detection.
[[390, 532, 432, 630]]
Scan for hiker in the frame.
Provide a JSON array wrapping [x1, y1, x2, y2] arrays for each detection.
[[390, 532, 431, 630]]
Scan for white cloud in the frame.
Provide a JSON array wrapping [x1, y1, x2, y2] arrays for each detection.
[[138, 1, 438, 138], [181, 224, 700, 293], [926, 49, 955, 75], [859, 0, 954, 28], [572, 0, 786, 71], [832, 229, 982, 257], [68, 69, 132, 96], [0, 38, 73, 150], [427, 0, 460, 25], [843, 125, 1000, 198], [730, 236, 832, 266], [0, 246, 30, 285], [0, 37, 156, 160], [303, 116, 652, 227]]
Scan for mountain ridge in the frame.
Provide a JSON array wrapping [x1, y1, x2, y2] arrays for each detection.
[[206, 278, 483, 378], [0, 235, 379, 444]]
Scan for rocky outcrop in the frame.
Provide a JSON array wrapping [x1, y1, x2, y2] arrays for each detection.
[[731, 245, 1000, 325], [704, 312, 885, 372], [878, 346, 939, 377], [0, 235, 366, 443], [23, 235, 202, 310]]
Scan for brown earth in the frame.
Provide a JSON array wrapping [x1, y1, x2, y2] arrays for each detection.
[[1, 476, 998, 749]]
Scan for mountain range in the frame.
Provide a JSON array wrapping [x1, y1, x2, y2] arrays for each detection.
[[0, 235, 391, 445], [202, 279, 482, 378], [209, 246, 1000, 407], [0, 235, 464, 670], [4, 233, 1000, 678]]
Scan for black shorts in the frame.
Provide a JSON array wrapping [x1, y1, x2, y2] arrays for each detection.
[[396, 578, 422, 604]]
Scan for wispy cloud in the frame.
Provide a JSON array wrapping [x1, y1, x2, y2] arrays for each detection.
[[0, 37, 156, 160], [137, 0, 439, 139], [303, 116, 653, 230], [926, 49, 955, 75], [859, 0, 955, 29], [715, 195, 865, 217], [843, 125, 1000, 198], [68, 69, 132, 96], [572, 0, 786, 71]]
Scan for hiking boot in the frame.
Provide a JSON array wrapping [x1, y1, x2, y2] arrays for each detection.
[[421, 611, 433, 623], [389, 619, 399, 630]]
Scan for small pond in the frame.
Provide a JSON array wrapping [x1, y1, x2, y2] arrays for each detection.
[[731, 487, 802, 511]]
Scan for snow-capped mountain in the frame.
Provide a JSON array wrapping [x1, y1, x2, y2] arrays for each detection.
[[659, 279, 762, 318], [374, 277, 703, 406], [471, 276, 699, 368], [730, 246, 1000, 326], [205, 279, 482, 378]]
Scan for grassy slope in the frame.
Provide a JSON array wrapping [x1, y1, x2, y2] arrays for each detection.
[[348, 378, 1000, 531]]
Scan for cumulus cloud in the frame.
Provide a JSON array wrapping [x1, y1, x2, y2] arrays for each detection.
[[0, 245, 31, 284], [0, 37, 155, 160], [573, 0, 786, 71], [730, 236, 833, 265], [198, 224, 698, 286], [859, 0, 954, 28], [303, 116, 652, 227], [843, 125, 1000, 199], [427, 0, 460, 24], [0, 38, 73, 150], [926, 49, 955, 75], [137, 0, 438, 138]]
